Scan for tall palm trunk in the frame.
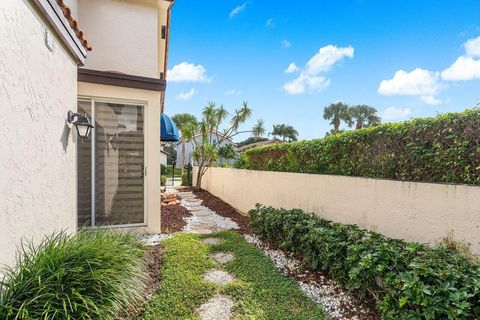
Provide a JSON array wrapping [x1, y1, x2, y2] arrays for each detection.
[[356, 120, 363, 130], [334, 116, 341, 133]]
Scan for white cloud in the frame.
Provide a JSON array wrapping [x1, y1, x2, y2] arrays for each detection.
[[225, 89, 242, 96], [383, 107, 412, 120], [305, 45, 354, 74], [440, 35, 480, 81], [266, 18, 274, 28], [281, 40, 291, 48], [420, 95, 442, 105], [441, 55, 480, 81], [229, 2, 248, 19], [283, 45, 354, 95], [175, 88, 198, 101], [465, 35, 480, 57], [168, 62, 211, 82], [378, 68, 441, 97], [284, 62, 300, 74], [283, 74, 331, 95]]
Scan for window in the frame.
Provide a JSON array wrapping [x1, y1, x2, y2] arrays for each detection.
[[161, 25, 166, 39], [77, 99, 146, 228]]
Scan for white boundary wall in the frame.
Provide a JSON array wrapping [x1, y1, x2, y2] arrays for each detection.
[[195, 167, 480, 254]]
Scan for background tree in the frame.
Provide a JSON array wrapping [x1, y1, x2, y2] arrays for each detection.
[[192, 101, 261, 189], [252, 119, 266, 138], [217, 143, 236, 165], [349, 105, 381, 129], [323, 102, 352, 134], [172, 113, 198, 174], [269, 124, 299, 142]]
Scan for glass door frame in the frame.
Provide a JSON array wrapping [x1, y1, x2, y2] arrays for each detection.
[[77, 96, 148, 229]]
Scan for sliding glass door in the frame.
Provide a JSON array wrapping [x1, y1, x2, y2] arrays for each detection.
[[77, 99, 146, 228]]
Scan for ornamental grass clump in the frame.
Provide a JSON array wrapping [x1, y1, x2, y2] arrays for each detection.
[[250, 205, 480, 319], [0, 230, 148, 319]]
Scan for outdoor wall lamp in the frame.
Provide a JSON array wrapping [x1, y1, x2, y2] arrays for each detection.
[[67, 111, 94, 141]]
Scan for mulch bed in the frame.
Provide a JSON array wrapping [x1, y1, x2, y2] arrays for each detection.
[[161, 203, 192, 233], [125, 245, 164, 319], [193, 189, 252, 234]]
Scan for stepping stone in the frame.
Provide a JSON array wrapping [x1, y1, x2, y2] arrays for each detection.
[[194, 210, 211, 217], [203, 269, 235, 286], [185, 207, 204, 212], [184, 200, 202, 205], [202, 238, 225, 245], [197, 294, 233, 320], [211, 252, 235, 264]]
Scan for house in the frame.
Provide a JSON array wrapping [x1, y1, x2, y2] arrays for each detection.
[[1, 0, 88, 266], [176, 131, 235, 168], [160, 149, 169, 166], [75, 0, 174, 232], [0, 0, 174, 266]]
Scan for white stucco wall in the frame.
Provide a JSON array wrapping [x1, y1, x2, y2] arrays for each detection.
[[78, 0, 159, 78], [0, 1, 78, 266], [195, 168, 480, 254]]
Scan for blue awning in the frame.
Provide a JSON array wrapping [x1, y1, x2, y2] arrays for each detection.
[[160, 113, 180, 142]]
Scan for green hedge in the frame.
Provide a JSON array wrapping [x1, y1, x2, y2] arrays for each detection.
[[0, 230, 147, 319], [249, 205, 480, 319], [243, 109, 480, 185]]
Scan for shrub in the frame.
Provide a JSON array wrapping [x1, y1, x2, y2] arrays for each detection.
[[249, 205, 480, 319], [160, 164, 167, 175], [244, 109, 480, 185], [161, 175, 167, 186], [0, 230, 148, 319], [181, 172, 192, 186]]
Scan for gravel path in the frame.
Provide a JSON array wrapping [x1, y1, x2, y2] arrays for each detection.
[[177, 191, 239, 234], [174, 188, 378, 319], [243, 234, 378, 320]]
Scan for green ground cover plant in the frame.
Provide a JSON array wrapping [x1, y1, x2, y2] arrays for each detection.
[[242, 109, 480, 185], [249, 205, 480, 319], [0, 230, 147, 319], [142, 234, 216, 319], [142, 232, 326, 319]]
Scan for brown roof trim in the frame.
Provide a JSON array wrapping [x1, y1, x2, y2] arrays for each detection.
[[78, 69, 167, 91], [31, 0, 88, 65], [56, 0, 91, 51]]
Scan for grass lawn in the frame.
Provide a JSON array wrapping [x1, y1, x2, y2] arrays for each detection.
[[142, 231, 326, 320], [165, 167, 182, 177]]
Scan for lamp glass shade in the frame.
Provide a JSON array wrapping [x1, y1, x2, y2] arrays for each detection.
[[76, 124, 90, 138]]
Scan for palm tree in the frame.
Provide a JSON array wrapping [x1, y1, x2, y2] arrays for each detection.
[[251, 119, 266, 138], [323, 102, 352, 133], [349, 105, 381, 129], [269, 124, 298, 142]]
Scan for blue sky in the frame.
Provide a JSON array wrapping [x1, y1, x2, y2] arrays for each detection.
[[165, 0, 480, 141]]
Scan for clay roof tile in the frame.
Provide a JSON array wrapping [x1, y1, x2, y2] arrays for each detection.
[[56, 0, 92, 51]]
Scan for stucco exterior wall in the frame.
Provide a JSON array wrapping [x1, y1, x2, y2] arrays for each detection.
[[78, 0, 159, 78], [78, 81, 162, 233], [195, 167, 480, 254], [0, 1, 78, 266]]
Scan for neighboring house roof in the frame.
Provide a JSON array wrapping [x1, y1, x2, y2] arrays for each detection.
[[235, 139, 283, 152], [56, 0, 92, 51]]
